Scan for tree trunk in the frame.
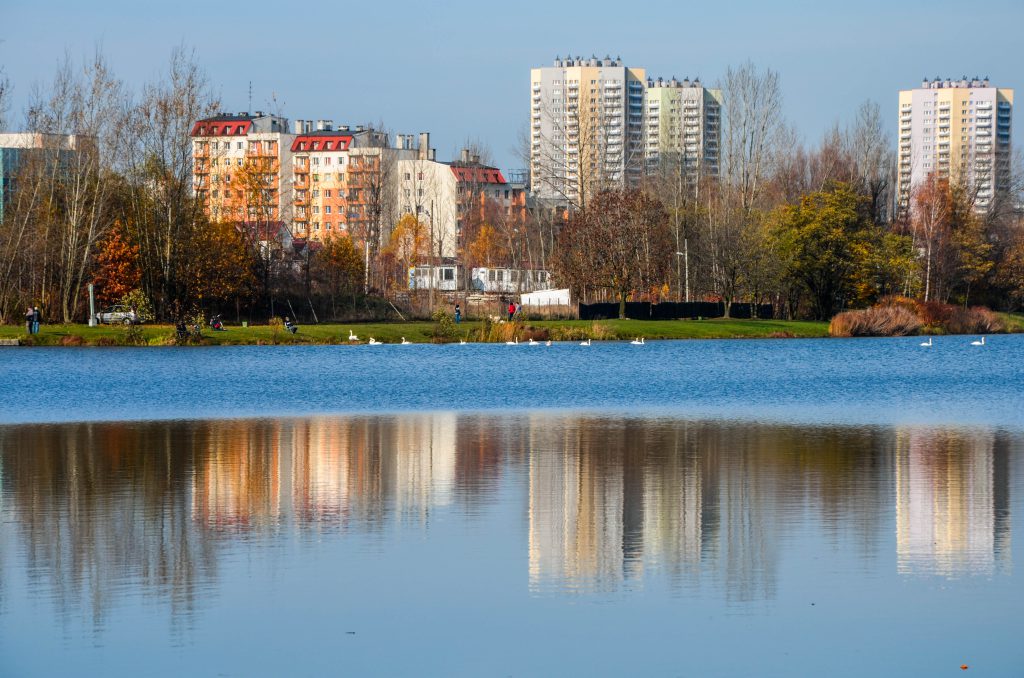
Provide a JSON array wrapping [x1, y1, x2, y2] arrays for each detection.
[[619, 290, 627, 320]]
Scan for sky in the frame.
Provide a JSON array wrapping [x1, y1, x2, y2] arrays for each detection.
[[2, 0, 1022, 170]]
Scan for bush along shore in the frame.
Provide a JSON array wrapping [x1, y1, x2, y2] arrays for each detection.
[[828, 297, 1023, 337], [1, 318, 833, 347]]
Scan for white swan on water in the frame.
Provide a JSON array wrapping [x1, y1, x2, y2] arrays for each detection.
[[459, 339, 467, 345], [919, 337, 932, 347], [630, 337, 645, 345], [528, 338, 539, 346], [545, 340, 552, 346], [971, 336, 986, 346], [580, 338, 591, 346], [368, 337, 382, 345], [505, 337, 518, 345], [348, 330, 359, 341], [400, 337, 410, 345]]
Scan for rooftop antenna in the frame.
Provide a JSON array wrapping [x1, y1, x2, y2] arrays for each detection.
[[248, 81, 253, 113]]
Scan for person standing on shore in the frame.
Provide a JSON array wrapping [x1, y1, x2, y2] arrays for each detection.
[[507, 301, 515, 322], [25, 306, 33, 334], [31, 306, 41, 334], [454, 303, 461, 324]]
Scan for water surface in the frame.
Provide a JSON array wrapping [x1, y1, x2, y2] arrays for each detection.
[[1, 414, 1021, 676], [1, 335, 1022, 426]]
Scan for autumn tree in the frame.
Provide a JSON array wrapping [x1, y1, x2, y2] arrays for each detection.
[[382, 214, 429, 291], [769, 183, 913, 319], [92, 220, 141, 306], [553, 189, 672, 318], [312, 234, 365, 317]]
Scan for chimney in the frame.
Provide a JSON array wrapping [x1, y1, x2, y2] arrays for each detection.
[[472, 154, 480, 164], [293, 119, 304, 134], [324, 119, 333, 131], [428, 148, 435, 161], [303, 120, 312, 133], [460, 148, 470, 163], [355, 125, 365, 132], [316, 119, 326, 131], [418, 132, 431, 160]]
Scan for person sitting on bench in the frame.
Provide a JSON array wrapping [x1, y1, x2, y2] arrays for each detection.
[[284, 317, 298, 334]]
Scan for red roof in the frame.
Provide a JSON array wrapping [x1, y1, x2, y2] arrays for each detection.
[[191, 119, 253, 137], [290, 134, 353, 153], [449, 165, 506, 184]]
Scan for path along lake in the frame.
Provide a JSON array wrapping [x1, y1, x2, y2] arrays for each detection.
[[1, 336, 1023, 675]]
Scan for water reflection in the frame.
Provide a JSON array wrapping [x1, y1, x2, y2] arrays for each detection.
[[0, 415, 1018, 625]]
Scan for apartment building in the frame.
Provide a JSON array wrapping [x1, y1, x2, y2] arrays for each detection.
[[897, 77, 1013, 213], [0, 133, 86, 222], [289, 120, 408, 241], [191, 112, 293, 225], [530, 56, 646, 204], [395, 135, 526, 259], [644, 77, 722, 180]]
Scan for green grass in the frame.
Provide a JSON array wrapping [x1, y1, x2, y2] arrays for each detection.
[[0, 317, 830, 347], [1001, 313, 1024, 333]]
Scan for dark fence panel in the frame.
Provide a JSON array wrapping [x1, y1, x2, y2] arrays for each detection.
[[579, 301, 774, 321]]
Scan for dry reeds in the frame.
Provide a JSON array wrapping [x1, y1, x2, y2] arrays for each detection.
[[946, 306, 1004, 334], [829, 305, 923, 337]]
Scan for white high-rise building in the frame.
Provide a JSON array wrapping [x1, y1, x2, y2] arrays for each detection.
[[897, 78, 1013, 214], [643, 77, 722, 181], [530, 56, 646, 206]]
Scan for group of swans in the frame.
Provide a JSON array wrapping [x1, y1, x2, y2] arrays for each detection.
[[919, 336, 987, 347]]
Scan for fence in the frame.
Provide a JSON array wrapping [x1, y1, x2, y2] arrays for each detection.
[[578, 301, 774, 321]]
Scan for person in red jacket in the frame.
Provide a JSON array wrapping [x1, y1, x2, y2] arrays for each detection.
[[507, 301, 515, 322]]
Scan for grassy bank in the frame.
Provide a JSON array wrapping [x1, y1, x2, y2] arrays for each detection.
[[0, 317, 831, 347]]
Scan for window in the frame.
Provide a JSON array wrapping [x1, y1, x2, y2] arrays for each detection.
[[313, 157, 320, 165], [236, 142, 243, 150], [442, 268, 454, 281], [324, 189, 331, 198], [312, 189, 319, 198], [338, 156, 345, 165], [404, 172, 411, 180], [313, 206, 320, 214], [325, 223, 332, 230], [325, 206, 332, 214], [497, 271, 504, 281], [488, 270, 495, 282]]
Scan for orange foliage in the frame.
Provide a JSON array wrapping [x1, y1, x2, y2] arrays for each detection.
[[92, 221, 141, 306]]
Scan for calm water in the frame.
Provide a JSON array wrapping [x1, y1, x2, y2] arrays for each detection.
[[1, 337, 1022, 676]]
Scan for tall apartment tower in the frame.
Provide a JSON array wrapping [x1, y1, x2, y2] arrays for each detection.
[[644, 77, 722, 181], [897, 78, 1013, 213], [530, 56, 646, 205]]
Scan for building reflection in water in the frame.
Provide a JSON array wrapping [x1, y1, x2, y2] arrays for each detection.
[[896, 428, 1012, 576], [0, 415, 1017, 625]]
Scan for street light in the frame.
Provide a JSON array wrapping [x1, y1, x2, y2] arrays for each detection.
[[675, 240, 689, 303]]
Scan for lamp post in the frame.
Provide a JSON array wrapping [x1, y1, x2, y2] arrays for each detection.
[[675, 240, 689, 303]]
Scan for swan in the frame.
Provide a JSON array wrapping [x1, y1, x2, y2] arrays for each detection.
[[459, 339, 467, 345], [919, 337, 932, 347], [580, 338, 591, 346], [528, 338, 539, 346], [348, 330, 359, 341], [505, 337, 519, 345], [368, 337, 382, 345], [970, 336, 986, 346], [630, 337, 645, 345], [545, 340, 552, 347], [400, 337, 410, 345]]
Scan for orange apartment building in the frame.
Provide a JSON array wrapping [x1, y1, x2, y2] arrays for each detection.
[[191, 112, 292, 226], [289, 120, 407, 242]]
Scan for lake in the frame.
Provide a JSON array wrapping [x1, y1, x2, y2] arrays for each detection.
[[0, 337, 1022, 676]]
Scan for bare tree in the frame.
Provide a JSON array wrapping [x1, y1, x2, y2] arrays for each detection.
[[24, 50, 125, 322], [845, 100, 894, 224], [121, 46, 218, 316], [720, 61, 784, 215]]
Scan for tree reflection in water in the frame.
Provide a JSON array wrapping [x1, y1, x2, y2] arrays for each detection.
[[0, 415, 1017, 626]]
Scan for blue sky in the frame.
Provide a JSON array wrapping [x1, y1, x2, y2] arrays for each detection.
[[2, 0, 1022, 170]]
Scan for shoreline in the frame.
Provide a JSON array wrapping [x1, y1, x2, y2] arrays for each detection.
[[1, 314, 1020, 347], [1, 318, 831, 347]]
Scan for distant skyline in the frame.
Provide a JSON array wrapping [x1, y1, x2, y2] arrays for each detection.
[[2, 0, 1022, 170]]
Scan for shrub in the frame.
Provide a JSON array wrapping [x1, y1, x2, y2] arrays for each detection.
[[431, 308, 457, 341], [946, 306, 1004, 335], [830, 305, 922, 337], [914, 300, 955, 328]]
